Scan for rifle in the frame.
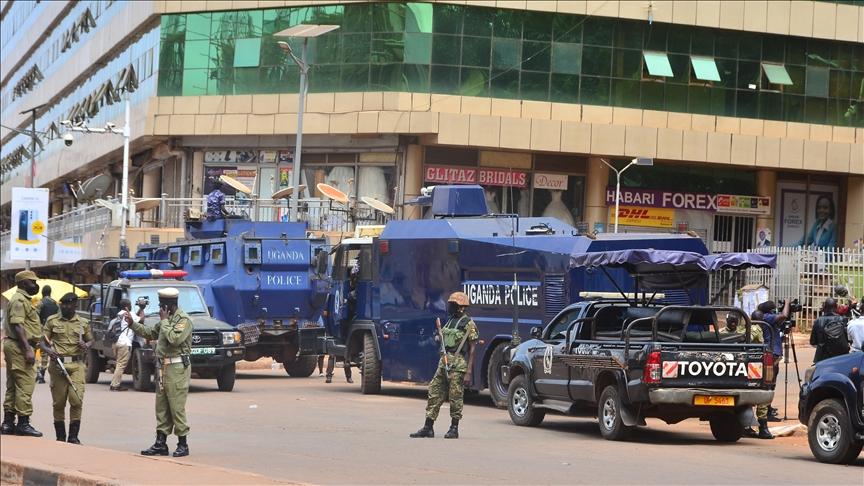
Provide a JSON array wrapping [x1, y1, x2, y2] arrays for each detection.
[[43, 336, 82, 402], [435, 318, 450, 380]]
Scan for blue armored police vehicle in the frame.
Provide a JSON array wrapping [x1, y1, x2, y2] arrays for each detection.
[[322, 185, 711, 406], [136, 218, 330, 377]]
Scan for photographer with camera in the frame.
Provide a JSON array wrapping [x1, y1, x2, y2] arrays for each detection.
[[810, 298, 850, 363], [107, 298, 146, 391], [757, 299, 792, 422]]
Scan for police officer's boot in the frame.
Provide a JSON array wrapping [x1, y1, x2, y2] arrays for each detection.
[[757, 419, 774, 439], [444, 419, 459, 439], [54, 421, 66, 442], [173, 436, 189, 457], [36, 369, 45, 384], [67, 421, 81, 444], [767, 406, 781, 422], [15, 416, 43, 437], [0, 411, 15, 435], [141, 432, 169, 456], [409, 418, 435, 438]]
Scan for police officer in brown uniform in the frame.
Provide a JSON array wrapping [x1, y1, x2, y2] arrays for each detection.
[[1, 270, 43, 437]]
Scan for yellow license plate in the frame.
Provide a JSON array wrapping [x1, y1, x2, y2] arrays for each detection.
[[694, 395, 734, 406]]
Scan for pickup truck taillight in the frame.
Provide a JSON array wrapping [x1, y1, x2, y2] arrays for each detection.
[[763, 352, 775, 384], [643, 350, 662, 384]]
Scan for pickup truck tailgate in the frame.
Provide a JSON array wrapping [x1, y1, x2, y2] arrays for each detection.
[[658, 347, 767, 388]]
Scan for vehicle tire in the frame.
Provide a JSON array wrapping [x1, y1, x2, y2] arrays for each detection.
[[709, 414, 744, 443], [216, 363, 236, 392], [131, 349, 154, 392], [808, 398, 864, 464], [597, 385, 633, 441], [84, 348, 102, 384], [284, 356, 317, 377], [360, 331, 381, 395], [507, 375, 545, 427], [487, 343, 509, 409]]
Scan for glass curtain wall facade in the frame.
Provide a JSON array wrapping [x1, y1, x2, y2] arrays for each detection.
[[158, 2, 863, 127]]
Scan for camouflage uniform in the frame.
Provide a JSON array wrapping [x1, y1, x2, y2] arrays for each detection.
[[720, 324, 768, 420], [44, 313, 91, 422], [424, 315, 479, 421], [3, 289, 41, 418]]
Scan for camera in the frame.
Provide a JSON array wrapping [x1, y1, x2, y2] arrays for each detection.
[[63, 133, 74, 146], [779, 298, 803, 313], [136, 296, 149, 307]]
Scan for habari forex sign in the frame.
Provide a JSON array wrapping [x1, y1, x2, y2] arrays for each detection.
[[462, 281, 540, 307]]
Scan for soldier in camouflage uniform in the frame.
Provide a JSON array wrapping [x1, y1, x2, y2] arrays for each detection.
[[40, 293, 92, 443], [128, 287, 194, 457], [1, 270, 43, 437], [720, 313, 773, 440], [410, 291, 479, 439]]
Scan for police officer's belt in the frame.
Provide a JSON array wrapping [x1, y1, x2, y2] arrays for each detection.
[[58, 355, 84, 363], [162, 356, 185, 365]]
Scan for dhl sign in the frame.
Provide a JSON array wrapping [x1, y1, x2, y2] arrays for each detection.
[[608, 206, 675, 228]]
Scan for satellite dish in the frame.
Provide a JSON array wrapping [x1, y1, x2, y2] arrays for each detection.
[[361, 196, 394, 214], [219, 174, 252, 195], [134, 199, 161, 212], [272, 185, 307, 200], [93, 199, 114, 210], [317, 183, 348, 203], [79, 174, 113, 202]]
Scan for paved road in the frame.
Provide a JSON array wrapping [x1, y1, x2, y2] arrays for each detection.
[[5, 340, 861, 485]]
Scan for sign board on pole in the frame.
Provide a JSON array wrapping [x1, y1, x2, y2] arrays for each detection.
[[10, 187, 49, 261]]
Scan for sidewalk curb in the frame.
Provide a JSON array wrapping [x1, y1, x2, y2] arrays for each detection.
[[2, 458, 117, 486]]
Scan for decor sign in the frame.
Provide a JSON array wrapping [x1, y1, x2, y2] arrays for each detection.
[[533, 173, 568, 190]]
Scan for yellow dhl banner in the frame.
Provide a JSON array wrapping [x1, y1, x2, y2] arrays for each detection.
[[609, 206, 675, 228]]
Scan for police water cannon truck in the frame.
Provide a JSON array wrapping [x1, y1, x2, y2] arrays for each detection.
[[322, 184, 711, 406], [136, 217, 331, 377]]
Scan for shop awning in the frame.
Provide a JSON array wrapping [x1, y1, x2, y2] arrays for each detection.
[[643, 51, 674, 77], [761, 63, 793, 85], [691, 55, 721, 82]]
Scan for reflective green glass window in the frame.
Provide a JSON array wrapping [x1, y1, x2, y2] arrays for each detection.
[[613, 49, 642, 79], [158, 70, 182, 96], [550, 73, 579, 103], [234, 38, 261, 68], [492, 37, 520, 69], [160, 37, 185, 72], [806, 40, 833, 67], [832, 44, 855, 70], [852, 45, 864, 71], [710, 88, 735, 116], [582, 46, 611, 76], [736, 90, 758, 118], [641, 82, 664, 110], [551, 42, 581, 74], [462, 36, 491, 67], [715, 31, 738, 59], [666, 84, 687, 112], [738, 33, 761, 60], [161, 15, 186, 40], [460, 67, 489, 96], [583, 18, 614, 46], [522, 41, 551, 72], [343, 4, 371, 33], [523, 11, 553, 41], [688, 85, 711, 114], [371, 2, 405, 32], [580, 76, 610, 105], [431, 65, 460, 93], [612, 79, 640, 108], [762, 35, 785, 63], [643, 23, 667, 51], [553, 14, 582, 43], [206, 67, 231, 95], [614, 20, 643, 49], [690, 56, 720, 82], [372, 33, 404, 63], [183, 40, 211, 69], [643, 51, 673, 77], [785, 65, 806, 95], [403, 64, 430, 92], [432, 34, 460, 65], [667, 54, 690, 84], [340, 64, 369, 91], [462, 7, 492, 37], [667, 25, 690, 53], [714, 58, 737, 88], [804, 98, 827, 124], [404, 33, 432, 64], [762, 63, 793, 85], [309, 65, 339, 92], [493, 9, 521, 38], [805, 66, 830, 98], [785, 37, 807, 66], [259, 37, 283, 67], [691, 30, 714, 56], [185, 13, 210, 41], [783, 94, 806, 122], [234, 67, 262, 94], [313, 33, 341, 65], [371, 63, 402, 91], [406, 3, 433, 33], [737, 61, 760, 89], [521, 71, 549, 101], [342, 33, 371, 63], [759, 91, 782, 120], [829, 69, 851, 98], [433, 4, 463, 34], [263, 65, 299, 93], [490, 68, 519, 99], [182, 68, 208, 95]]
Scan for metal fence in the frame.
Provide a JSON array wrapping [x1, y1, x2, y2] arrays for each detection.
[[710, 246, 864, 331]]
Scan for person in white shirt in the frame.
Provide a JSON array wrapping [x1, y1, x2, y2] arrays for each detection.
[[109, 298, 144, 391], [847, 310, 864, 353]]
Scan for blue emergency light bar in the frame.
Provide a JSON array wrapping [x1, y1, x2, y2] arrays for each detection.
[[119, 269, 188, 279]]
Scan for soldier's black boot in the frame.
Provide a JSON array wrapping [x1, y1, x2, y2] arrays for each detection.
[[409, 418, 435, 438], [54, 421, 66, 442], [743, 427, 758, 438], [444, 419, 459, 439], [173, 436, 189, 457], [0, 411, 15, 435], [15, 416, 42, 437], [67, 421, 81, 444], [757, 419, 774, 439], [141, 432, 169, 456], [767, 406, 781, 422]]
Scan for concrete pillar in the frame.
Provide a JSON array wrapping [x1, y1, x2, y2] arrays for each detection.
[[191, 151, 204, 199], [402, 144, 424, 221], [584, 157, 610, 232], [844, 176, 864, 248], [756, 169, 777, 238]]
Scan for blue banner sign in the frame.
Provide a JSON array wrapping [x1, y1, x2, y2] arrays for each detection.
[[261, 272, 309, 290], [261, 240, 309, 265], [461, 280, 541, 308]]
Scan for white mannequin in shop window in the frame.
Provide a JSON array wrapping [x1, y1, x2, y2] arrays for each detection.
[[542, 190, 575, 226], [484, 187, 500, 214]]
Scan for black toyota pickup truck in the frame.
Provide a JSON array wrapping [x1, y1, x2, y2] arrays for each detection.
[[503, 300, 775, 442]]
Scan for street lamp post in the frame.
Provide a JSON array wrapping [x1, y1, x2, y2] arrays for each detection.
[[600, 157, 654, 234], [275, 24, 340, 221], [17, 103, 47, 270]]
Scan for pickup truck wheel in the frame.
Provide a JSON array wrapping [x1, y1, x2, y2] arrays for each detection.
[[507, 375, 544, 427], [131, 349, 154, 392], [84, 349, 103, 384], [598, 385, 633, 441], [808, 398, 864, 464], [284, 356, 318, 377], [709, 414, 744, 442], [360, 332, 381, 395], [487, 343, 509, 409], [216, 363, 236, 392]]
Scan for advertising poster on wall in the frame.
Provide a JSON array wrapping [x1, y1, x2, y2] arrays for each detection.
[[777, 182, 838, 248], [53, 238, 83, 263], [11, 187, 49, 261]]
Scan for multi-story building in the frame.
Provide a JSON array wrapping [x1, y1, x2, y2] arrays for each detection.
[[2, 1, 863, 282]]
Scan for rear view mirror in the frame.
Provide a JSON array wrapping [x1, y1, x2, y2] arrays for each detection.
[[530, 326, 542, 339]]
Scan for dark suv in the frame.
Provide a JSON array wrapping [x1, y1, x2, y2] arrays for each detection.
[[799, 352, 864, 464]]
